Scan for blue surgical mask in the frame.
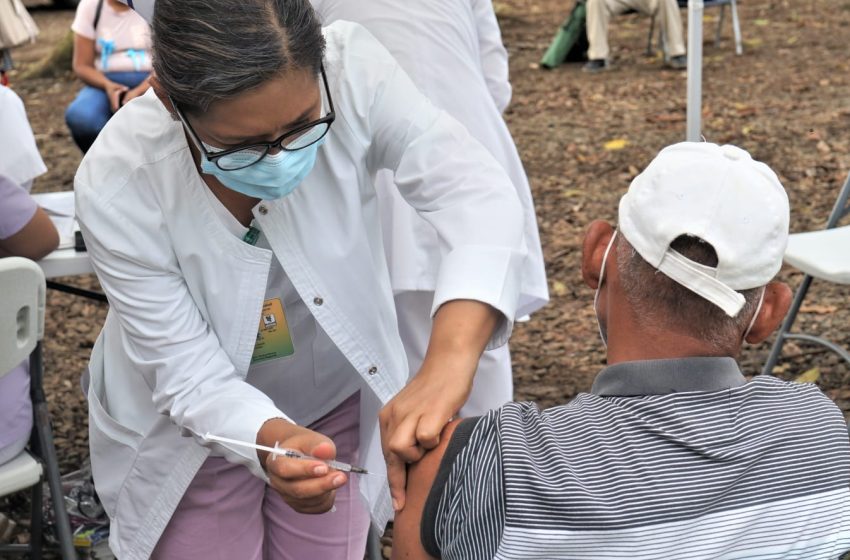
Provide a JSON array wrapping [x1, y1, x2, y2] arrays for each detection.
[[200, 136, 325, 200]]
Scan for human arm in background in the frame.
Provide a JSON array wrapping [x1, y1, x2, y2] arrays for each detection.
[[471, 0, 512, 112], [0, 175, 59, 260]]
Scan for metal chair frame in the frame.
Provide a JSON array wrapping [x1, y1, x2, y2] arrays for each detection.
[[0, 258, 77, 559], [648, 0, 743, 58], [761, 173, 850, 375]]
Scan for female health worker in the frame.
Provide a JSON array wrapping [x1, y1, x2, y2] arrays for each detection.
[[75, 0, 526, 558]]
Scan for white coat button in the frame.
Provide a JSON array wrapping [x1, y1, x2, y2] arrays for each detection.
[[368, 366, 378, 375], [258, 205, 269, 215], [313, 297, 324, 306]]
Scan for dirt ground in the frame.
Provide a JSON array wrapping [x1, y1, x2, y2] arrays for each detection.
[[3, 0, 850, 554]]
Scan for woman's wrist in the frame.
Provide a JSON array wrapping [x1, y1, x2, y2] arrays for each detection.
[[256, 417, 300, 464]]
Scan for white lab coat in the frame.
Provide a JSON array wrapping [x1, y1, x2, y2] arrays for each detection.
[[0, 84, 46, 191], [309, 0, 549, 414], [310, 0, 547, 316], [75, 21, 525, 560]]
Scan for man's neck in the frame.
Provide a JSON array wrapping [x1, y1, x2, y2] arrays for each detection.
[[605, 321, 737, 366]]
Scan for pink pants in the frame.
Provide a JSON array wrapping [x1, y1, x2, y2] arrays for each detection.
[[152, 393, 370, 560]]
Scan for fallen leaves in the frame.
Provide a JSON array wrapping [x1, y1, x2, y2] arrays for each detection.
[[800, 304, 838, 314], [794, 367, 821, 384], [603, 138, 629, 151], [551, 280, 569, 297]]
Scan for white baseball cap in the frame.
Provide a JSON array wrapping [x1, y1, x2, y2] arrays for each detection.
[[618, 142, 790, 317]]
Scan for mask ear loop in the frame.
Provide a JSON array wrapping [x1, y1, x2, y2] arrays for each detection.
[[741, 287, 766, 343], [593, 230, 618, 347]]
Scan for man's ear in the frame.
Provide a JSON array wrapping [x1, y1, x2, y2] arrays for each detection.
[[744, 280, 793, 345], [581, 220, 615, 290], [149, 74, 176, 115]]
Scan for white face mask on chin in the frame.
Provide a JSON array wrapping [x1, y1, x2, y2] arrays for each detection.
[[593, 230, 618, 348]]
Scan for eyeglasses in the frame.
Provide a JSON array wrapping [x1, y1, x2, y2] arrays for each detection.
[[172, 66, 335, 171]]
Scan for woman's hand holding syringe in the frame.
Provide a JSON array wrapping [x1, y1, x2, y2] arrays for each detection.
[[205, 420, 366, 514]]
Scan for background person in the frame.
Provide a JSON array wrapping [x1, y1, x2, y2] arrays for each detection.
[[65, 0, 151, 152], [0, 84, 47, 191], [310, 0, 549, 416], [584, 0, 686, 72], [0, 0, 39, 85], [76, 0, 526, 558], [392, 143, 850, 559], [0, 174, 60, 466]]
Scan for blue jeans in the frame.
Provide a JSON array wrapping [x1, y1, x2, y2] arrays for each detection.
[[65, 71, 149, 153]]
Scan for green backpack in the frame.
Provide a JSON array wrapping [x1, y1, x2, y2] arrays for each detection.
[[540, 0, 589, 69]]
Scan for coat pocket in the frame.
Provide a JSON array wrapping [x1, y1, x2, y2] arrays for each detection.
[[86, 360, 144, 520]]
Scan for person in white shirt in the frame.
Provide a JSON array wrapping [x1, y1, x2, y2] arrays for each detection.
[[76, 0, 526, 558], [0, 84, 47, 192], [310, 0, 549, 417]]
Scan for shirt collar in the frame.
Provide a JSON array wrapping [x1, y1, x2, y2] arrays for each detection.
[[591, 357, 746, 397]]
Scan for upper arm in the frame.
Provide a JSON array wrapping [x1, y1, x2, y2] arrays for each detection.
[[70, 0, 97, 72], [0, 176, 59, 260], [72, 33, 97, 73], [0, 206, 60, 260], [392, 419, 463, 560]]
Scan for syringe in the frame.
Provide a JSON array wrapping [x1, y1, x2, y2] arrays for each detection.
[[204, 433, 369, 474]]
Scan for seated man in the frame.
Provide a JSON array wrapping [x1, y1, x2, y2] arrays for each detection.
[[584, 0, 686, 72], [392, 142, 850, 560]]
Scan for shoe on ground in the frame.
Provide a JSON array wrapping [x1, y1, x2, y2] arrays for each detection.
[[667, 54, 687, 69], [582, 59, 610, 73]]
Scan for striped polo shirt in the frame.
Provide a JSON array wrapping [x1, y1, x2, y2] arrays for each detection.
[[422, 357, 850, 559]]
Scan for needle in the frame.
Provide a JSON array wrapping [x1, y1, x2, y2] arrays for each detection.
[[204, 433, 369, 474]]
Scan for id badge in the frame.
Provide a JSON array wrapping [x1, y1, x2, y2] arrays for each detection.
[[251, 298, 295, 364]]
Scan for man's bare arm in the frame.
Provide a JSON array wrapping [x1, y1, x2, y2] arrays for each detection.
[[391, 419, 463, 560]]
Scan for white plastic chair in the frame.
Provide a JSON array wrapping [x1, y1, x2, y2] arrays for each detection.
[[762, 173, 850, 374], [0, 257, 76, 559]]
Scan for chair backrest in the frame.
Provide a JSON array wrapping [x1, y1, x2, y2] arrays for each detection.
[[0, 257, 45, 377]]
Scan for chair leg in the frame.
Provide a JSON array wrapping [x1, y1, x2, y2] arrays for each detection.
[[762, 274, 814, 375], [646, 14, 656, 56], [715, 4, 726, 46], [730, 0, 743, 55], [367, 525, 384, 559], [31, 479, 43, 560], [30, 342, 77, 559], [34, 402, 77, 560]]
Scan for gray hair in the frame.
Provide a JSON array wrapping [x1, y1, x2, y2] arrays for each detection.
[[152, 0, 325, 114], [616, 234, 762, 352]]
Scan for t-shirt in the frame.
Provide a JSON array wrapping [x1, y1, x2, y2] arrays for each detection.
[[71, 0, 152, 73], [0, 174, 35, 464], [423, 358, 850, 559], [0, 85, 46, 192], [202, 185, 361, 428]]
